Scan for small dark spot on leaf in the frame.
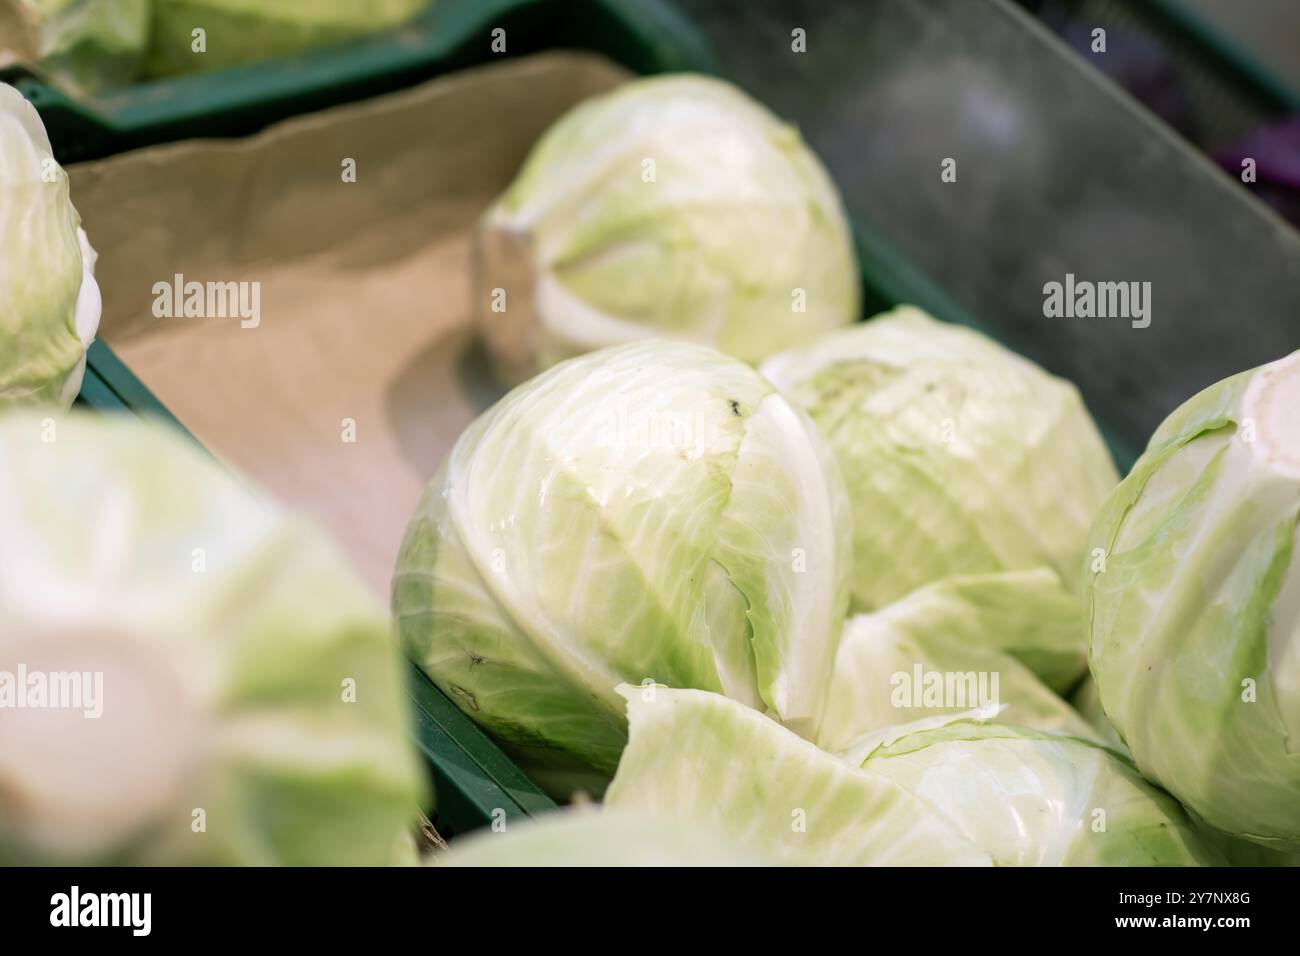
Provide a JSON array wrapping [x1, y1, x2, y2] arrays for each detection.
[[729, 399, 741, 416]]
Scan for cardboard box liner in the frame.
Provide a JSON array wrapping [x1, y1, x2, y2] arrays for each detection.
[[69, 52, 633, 597]]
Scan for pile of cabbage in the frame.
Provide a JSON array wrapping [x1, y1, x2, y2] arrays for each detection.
[[408, 79, 1300, 855], [404, 73, 1299, 865], [424, 323, 1300, 867], [6, 57, 1297, 866], [0, 0, 433, 96]]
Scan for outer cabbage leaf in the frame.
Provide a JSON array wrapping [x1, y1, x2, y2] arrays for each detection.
[[857, 722, 1222, 866], [604, 685, 992, 866], [818, 569, 1096, 754]]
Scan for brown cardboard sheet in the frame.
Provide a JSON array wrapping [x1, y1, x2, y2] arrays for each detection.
[[68, 52, 632, 596]]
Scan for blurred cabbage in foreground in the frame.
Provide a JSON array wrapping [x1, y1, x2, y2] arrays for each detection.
[[0, 412, 422, 864], [475, 73, 859, 384], [0, 82, 100, 408]]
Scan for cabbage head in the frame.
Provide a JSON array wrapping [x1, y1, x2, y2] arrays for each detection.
[[1, 1, 151, 96], [1086, 350, 1300, 849], [393, 340, 852, 797], [761, 306, 1118, 611], [0, 412, 422, 864], [144, 0, 432, 79], [475, 74, 859, 384], [0, 82, 100, 408], [1, 1, 432, 93]]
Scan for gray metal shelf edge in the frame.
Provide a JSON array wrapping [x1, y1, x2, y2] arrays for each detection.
[[75, 340, 557, 837]]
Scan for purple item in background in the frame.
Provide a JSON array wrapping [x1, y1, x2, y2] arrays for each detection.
[[1053, 23, 1197, 138], [1024, 0, 1197, 137], [1216, 117, 1300, 227]]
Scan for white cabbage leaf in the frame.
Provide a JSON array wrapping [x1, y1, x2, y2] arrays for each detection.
[[818, 569, 1097, 754], [604, 685, 993, 866], [394, 340, 852, 797], [855, 720, 1223, 866]]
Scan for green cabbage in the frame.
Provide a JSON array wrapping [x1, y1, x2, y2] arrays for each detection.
[[0, 412, 422, 864], [1086, 350, 1300, 849], [144, 0, 431, 80], [393, 340, 852, 797], [0, 82, 100, 407], [761, 306, 1119, 611], [1, 0, 430, 94], [475, 74, 859, 384], [605, 685, 992, 865], [606, 685, 1215, 865], [818, 569, 1097, 754], [2, 1, 150, 96], [855, 721, 1221, 866]]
